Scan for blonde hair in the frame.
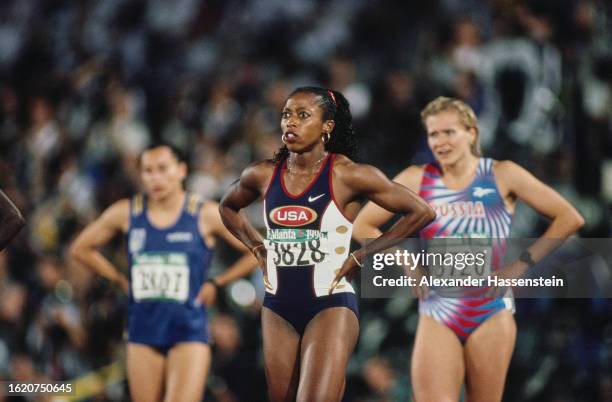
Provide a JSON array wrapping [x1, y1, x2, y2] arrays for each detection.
[[420, 96, 481, 156]]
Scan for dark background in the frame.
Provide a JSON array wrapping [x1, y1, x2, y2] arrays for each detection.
[[1, 0, 611, 400]]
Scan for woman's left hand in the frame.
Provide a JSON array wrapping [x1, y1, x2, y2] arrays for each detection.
[[196, 282, 218, 306], [329, 255, 360, 294]]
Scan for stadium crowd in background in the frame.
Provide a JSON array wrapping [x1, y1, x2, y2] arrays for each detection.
[[0, 0, 611, 400]]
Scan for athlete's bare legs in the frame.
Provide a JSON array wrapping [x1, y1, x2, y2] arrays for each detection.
[[296, 307, 359, 402], [411, 315, 465, 402], [127, 343, 165, 402], [262, 307, 302, 402], [464, 310, 516, 402], [164, 342, 211, 402]]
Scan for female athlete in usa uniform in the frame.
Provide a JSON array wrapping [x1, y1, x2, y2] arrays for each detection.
[[70, 143, 258, 402], [352, 97, 584, 402], [219, 87, 435, 402]]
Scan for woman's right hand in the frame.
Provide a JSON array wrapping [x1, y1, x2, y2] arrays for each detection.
[[404, 265, 429, 300], [253, 245, 272, 291]]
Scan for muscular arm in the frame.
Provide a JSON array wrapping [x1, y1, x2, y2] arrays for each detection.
[[330, 162, 434, 291], [342, 163, 435, 264], [200, 201, 259, 287], [352, 165, 424, 241], [495, 161, 584, 271], [0, 189, 25, 250], [219, 161, 273, 259], [69, 200, 130, 291]]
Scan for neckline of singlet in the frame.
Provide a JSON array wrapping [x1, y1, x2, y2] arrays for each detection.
[[143, 193, 189, 231], [279, 153, 332, 199], [428, 158, 485, 193], [426, 158, 514, 217]]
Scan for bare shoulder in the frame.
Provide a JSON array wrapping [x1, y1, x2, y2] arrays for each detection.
[[492, 159, 535, 199], [334, 155, 424, 193], [493, 159, 518, 173], [199, 200, 220, 220], [197, 199, 223, 236], [100, 198, 131, 232], [332, 155, 395, 196], [243, 159, 275, 175], [332, 154, 386, 184], [492, 159, 529, 182], [331, 154, 357, 174], [104, 198, 130, 217], [393, 165, 425, 192], [241, 159, 276, 192]]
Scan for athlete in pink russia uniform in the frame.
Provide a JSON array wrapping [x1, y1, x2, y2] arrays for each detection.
[[418, 157, 513, 341], [354, 96, 583, 401]]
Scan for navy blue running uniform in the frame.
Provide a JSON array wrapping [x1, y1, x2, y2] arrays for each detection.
[[263, 153, 358, 334], [126, 193, 212, 348]]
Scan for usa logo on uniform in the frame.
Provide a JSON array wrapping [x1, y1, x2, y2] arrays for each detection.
[[269, 206, 317, 227]]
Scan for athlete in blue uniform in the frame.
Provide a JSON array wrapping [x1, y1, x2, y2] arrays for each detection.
[[353, 97, 584, 402], [70, 143, 258, 402], [0, 188, 25, 250], [219, 86, 435, 402]]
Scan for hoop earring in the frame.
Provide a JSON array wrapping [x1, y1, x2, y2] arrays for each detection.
[[322, 132, 330, 144]]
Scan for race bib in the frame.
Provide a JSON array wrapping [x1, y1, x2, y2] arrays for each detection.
[[131, 252, 190, 302], [266, 229, 328, 267], [425, 238, 493, 282]]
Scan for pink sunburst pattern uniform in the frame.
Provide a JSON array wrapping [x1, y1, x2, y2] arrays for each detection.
[[418, 158, 514, 342]]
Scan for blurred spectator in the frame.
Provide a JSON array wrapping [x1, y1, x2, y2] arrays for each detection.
[[328, 55, 371, 120], [86, 79, 150, 184], [26, 256, 88, 380], [24, 95, 63, 202], [361, 356, 409, 402], [201, 79, 242, 143], [209, 313, 265, 402]]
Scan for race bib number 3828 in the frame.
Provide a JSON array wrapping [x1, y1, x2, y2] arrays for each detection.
[[266, 228, 329, 267], [131, 252, 190, 302]]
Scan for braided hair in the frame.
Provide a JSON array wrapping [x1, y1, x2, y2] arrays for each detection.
[[271, 86, 358, 164]]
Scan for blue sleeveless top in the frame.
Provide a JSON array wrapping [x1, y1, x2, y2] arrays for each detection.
[[262, 153, 355, 298], [126, 193, 212, 346]]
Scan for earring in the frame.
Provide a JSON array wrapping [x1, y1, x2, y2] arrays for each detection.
[[322, 132, 330, 144]]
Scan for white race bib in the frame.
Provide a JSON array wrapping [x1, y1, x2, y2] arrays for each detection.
[[131, 253, 190, 302], [266, 229, 329, 267]]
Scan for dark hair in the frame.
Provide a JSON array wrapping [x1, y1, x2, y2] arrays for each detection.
[[271, 86, 358, 164], [138, 142, 187, 167]]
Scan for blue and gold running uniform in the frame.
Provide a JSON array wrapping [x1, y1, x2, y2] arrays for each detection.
[[126, 193, 212, 349], [263, 154, 358, 334]]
